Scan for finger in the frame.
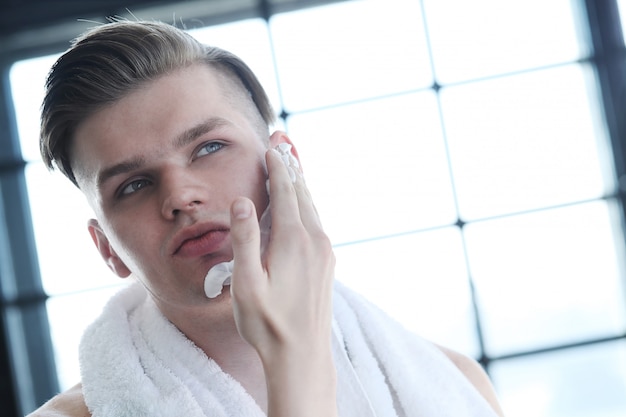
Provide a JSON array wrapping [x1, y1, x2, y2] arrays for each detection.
[[292, 173, 325, 233], [266, 148, 301, 232], [229, 197, 264, 295], [267, 146, 325, 234], [271, 144, 324, 233]]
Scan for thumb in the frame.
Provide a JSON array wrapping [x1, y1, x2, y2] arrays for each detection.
[[229, 197, 264, 293]]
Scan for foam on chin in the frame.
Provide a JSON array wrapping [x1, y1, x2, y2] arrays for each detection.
[[202, 206, 271, 299], [203, 260, 233, 298]]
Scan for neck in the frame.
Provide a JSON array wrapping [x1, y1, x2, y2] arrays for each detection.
[[153, 293, 268, 412]]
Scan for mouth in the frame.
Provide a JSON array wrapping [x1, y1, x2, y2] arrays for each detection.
[[171, 224, 230, 258]]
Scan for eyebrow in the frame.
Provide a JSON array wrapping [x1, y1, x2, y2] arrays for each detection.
[[96, 117, 231, 190], [173, 117, 230, 150]]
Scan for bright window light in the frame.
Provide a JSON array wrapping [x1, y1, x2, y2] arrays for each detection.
[[270, 0, 433, 111], [441, 63, 611, 220], [423, 0, 583, 83], [618, 0, 626, 44]]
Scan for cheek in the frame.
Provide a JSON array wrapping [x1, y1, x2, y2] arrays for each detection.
[[101, 215, 156, 268], [225, 152, 269, 208], [248, 160, 271, 210]]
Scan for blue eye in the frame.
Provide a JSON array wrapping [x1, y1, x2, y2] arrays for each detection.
[[120, 178, 151, 196], [196, 142, 224, 157]]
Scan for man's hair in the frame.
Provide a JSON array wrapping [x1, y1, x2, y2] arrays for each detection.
[[40, 20, 275, 187]]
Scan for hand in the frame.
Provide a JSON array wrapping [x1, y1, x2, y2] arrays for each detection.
[[229, 146, 337, 417]]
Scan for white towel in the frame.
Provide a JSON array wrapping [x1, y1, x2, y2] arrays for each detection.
[[79, 281, 498, 416]]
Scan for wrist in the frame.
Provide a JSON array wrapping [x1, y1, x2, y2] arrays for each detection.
[[261, 343, 338, 417]]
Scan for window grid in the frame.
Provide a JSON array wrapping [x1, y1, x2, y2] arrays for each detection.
[[1, 0, 625, 415], [267, 0, 626, 410], [269, 0, 626, 370]]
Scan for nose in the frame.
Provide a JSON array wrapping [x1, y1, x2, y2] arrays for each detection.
[[160, 168, 206, 220]]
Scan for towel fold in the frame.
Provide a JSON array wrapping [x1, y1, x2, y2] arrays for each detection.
[[79, 281, 498, 416]]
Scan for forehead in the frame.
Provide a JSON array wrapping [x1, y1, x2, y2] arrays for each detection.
[[70, 64, 255, 188]]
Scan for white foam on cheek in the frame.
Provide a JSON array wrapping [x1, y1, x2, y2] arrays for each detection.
[[203, 143, 298, 299]]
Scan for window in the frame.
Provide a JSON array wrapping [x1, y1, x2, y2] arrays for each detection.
[[619, 0, 626, 42], [5, 1, 626, 415]]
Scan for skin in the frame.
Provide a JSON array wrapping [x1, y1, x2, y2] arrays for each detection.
[[29, 63, 504, 417]]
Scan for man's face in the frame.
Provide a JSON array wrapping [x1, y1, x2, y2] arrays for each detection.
[[71, 64, 281, 308]]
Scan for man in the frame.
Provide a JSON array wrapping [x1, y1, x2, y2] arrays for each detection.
[[31, 20, 504, 417]]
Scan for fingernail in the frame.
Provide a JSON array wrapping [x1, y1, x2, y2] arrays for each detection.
[[232, 199, 252, 219]]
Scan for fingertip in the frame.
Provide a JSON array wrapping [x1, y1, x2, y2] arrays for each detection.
[[230, 197, 260, 252], [232, 197, 254, 220]]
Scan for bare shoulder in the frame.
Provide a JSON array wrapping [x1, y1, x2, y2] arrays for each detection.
[[436, 345, 505, 417], [27, 383, 90, 417]]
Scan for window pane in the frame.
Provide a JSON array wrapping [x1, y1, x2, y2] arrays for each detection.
[[10, 54, 59, 162], [618, 0, 626, 44], [24, 163, 116, 295], [334, 227, 479, 357], [491, 341, 626, 417], [287, 91, 457, 244], [441, 64, 611, 220], [189, 19, 282, 116], [424, 0, 584, 83], [270, 0, 433, 111], [465, 200, 626, 356]]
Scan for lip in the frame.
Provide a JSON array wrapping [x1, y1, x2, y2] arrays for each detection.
[[170, 222, 230, 257]]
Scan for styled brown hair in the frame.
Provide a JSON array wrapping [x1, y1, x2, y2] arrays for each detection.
[[40, 20, 275, 187]]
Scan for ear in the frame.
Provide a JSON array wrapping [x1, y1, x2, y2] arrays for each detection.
[[88, 219, 132, 278], [269, 130, 302, 167]]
